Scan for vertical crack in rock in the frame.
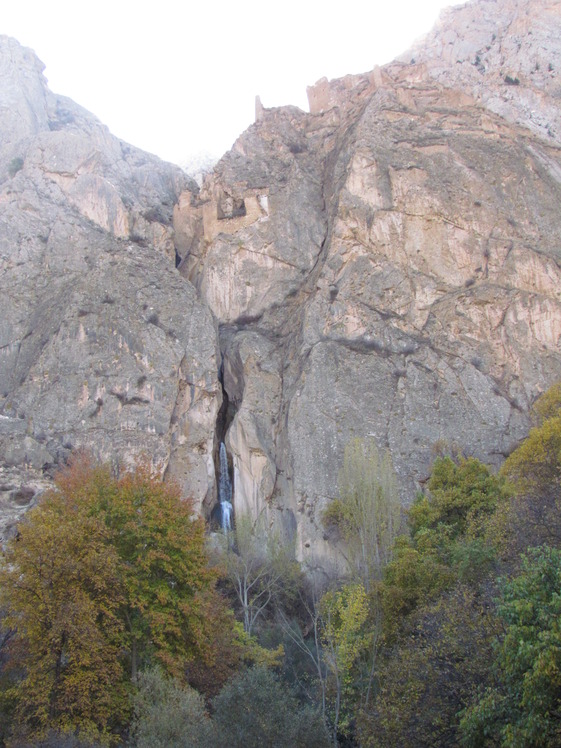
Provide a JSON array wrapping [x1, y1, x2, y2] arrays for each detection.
[[210, 325, 238, 528], [215, 327, 238, 444]]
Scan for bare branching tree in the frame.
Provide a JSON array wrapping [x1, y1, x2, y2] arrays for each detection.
[[217, 513, 299, 635]]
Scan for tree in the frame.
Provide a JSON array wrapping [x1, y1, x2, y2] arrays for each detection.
[[358, 455, 505, 747], [129, 668, 214, 748], [276, 576, 331, 724], [324, 438, 401, 590], [89, 462, 215, 678], [320, 439, 401, 740], [530, 382, 561, 425], [410, 456, 504, 546], [10, 731, 105, 747], [499, 395, 561, 550], [381, 456, 503, 635], [359, 585, 499, 748], [216, 514, 301, 635], [460, 546, 561, 748], [0, 612, 17, 747], [319, 583, 370, 744], [0, 455, 230, 743], [0, 470, 128, 745], [212, 666, 329, 748], [183, 596, 246, 699]]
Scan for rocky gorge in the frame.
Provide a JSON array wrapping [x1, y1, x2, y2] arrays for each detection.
[[1, 0, 561, 574]]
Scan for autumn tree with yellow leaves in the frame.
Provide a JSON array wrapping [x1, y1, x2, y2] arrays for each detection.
[[0, 456, 230, 745]]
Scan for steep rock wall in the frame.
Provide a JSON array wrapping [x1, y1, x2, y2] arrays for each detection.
[[0, 37, 221, 537], [177, 0, 561, 572], [2, 1, 561, 574]]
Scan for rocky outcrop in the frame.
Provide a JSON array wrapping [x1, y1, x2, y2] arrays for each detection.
[[2, 0, 561, 574], [400, 0, 561, 147], [177, 0, 561, 572], [0, 36, 221, 536]]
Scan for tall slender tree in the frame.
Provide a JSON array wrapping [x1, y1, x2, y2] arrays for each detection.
[[325, 437, 401, 589]]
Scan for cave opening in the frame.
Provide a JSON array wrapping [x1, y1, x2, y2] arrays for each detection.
[[217, 194, 247, 221]]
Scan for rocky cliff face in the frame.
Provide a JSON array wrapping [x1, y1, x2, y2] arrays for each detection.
[[0, 36, 221, 538], [176, 0, 561, 571], [400, 0, 561, 146], [1, 0, 561, 573]]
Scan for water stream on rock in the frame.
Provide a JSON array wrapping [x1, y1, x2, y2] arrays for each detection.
[[218, 441, 233, 531]]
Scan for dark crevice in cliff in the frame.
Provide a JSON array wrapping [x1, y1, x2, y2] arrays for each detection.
[[210, 325, 239, 526], [216, 325, 240, 442], [215, 360, 235, 446]]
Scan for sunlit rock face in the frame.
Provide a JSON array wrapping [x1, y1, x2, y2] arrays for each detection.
[[0, 36, 221, 537], [177, 0, 561, 571]]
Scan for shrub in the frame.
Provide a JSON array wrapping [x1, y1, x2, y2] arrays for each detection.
[[212, 666, 329, 748], [8, 157, 24, 176], [130, 668, 213, 748]]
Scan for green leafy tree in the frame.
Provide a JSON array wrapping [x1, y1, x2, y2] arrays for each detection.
[[461, 546, 561, 748], [382, 456, 503, 635], [531, 382, 561, 425], [359, 585, 500, 748], [380, 535, 454, 634], [359, 455, 504, 747], [499, 387, 561, 550], [410, 456, 503, 549]]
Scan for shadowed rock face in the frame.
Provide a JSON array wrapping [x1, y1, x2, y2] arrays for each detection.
[[2, 0, 561, 572], [0, 36, 221, 536], [176, 0, 561, 571]]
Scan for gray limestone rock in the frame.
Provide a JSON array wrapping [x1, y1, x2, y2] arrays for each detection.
[[399, 0, 561, 146], [0, 37, 221, 538], [2, 0, 561, 576], [176, 0, 561, 570]]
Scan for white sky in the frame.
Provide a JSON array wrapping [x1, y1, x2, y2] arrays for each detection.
[[2, 0, 465, 167]]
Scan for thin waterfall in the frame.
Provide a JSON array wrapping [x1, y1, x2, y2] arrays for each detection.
[[218, 442, 233, 531]]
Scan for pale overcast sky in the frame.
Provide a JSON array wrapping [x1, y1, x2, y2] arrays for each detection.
[[3, 0, 465, 166]]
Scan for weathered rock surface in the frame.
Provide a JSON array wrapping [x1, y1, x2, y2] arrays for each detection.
[[400, 0, 561, 147], [0, 36, 221, 537], [177, 0, 561, 572], [2, 0, 561, 574]]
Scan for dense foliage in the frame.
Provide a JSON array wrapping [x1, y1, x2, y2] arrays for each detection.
[[0, 457, 231, 745], [0, 466, 128, 744], [357, 456, 504, 746], [499, 387, 561, 551], [129, 668, 212, 748], [1, 383, 561, 746], [129, 665, 329, 748], [213, 665, 330, 748], [461, 546, 561, 747]]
